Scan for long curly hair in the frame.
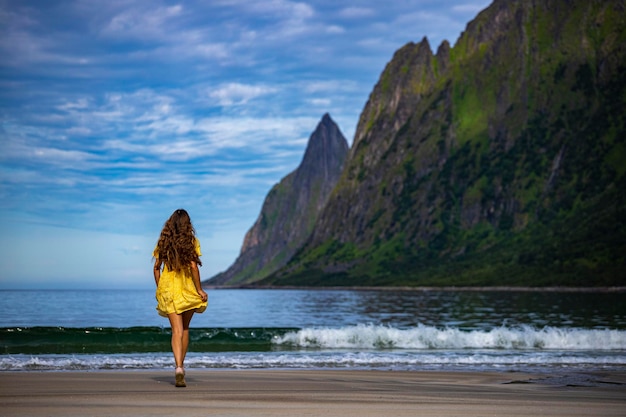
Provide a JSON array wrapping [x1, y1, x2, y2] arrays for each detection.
[[154, 209, 201, 272]]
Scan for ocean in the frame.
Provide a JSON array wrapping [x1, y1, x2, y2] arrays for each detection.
[[1, 288, 625, 372]]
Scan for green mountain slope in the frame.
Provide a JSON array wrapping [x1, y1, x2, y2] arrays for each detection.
[[261, 0, 626, 287]]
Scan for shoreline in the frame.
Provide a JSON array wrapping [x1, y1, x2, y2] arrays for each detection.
[[1, 369, 625, 416], [204, 285, 626, 292]]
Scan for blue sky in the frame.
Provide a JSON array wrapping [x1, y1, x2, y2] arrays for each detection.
[[0, 0, 491, 289]]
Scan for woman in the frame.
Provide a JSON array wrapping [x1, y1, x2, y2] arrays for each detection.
[[153, 209, 208, 387]]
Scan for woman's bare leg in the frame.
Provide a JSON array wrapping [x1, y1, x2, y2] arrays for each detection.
[[167, 313, 184, 368], [168, 312, 189, 387], [181, 310, 195, 366], [168, 310, 195, 368]]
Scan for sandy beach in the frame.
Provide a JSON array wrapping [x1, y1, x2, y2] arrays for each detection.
[[1, 369, 625, 416]]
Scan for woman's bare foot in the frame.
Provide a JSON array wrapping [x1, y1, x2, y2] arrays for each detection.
[[175, 366, 186, 387]]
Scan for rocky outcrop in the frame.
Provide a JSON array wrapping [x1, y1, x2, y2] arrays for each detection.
[[207, 114, 349, 286], [262, 0, 626, 287]]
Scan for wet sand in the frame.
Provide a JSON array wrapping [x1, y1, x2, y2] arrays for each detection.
[[1, 369, 625, 416]]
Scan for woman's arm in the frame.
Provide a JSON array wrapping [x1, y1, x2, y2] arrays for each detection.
[[153, 259, 162, 286], [190, 261, 208, 302]]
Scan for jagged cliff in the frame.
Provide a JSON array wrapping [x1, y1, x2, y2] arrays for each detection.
[[207, 114, 349, 285], [262, 0, 626, 287]]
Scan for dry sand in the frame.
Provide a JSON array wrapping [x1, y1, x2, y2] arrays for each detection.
[[1, 369, 625, 416]]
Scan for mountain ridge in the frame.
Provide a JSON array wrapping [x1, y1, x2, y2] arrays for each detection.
[[259, 0, 626, 287]]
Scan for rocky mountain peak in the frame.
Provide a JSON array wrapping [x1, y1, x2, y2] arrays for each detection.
[[296, 113, 349, 188], [206, 114, 349, 286]]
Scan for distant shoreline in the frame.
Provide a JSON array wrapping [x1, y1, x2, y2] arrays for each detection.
[[204, 285, 626, 293]]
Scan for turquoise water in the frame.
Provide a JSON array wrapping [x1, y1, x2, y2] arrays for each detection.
[[1, 289, 625, 371]]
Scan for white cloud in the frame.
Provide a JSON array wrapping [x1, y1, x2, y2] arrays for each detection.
[[338, 7, 375, 19], [31, 146, 94, 163], [208, 83, 277, 106], [301, 80, 358, 94], [101, 4, 184, 40], [57, 98, 91, 111], [326, 25, 345, 34], [240, 0, 320, 41], [309, 98, 331, 107], [452, 3, 490, 14], [0, 135, 98, 168], [191, 43, 231, 60], [0, 27, 90, 67], [247, 0, 314, 20]]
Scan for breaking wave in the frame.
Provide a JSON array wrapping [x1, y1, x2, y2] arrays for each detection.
[[273, 324, 626, 350]]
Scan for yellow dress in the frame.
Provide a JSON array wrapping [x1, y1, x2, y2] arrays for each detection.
[[154, 239, 208, 317]]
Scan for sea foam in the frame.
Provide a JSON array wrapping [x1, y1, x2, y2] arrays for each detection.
[[273, 324, 626, 350]]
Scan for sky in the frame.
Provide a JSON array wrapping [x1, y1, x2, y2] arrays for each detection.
[[0, 0, 492, 289]]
